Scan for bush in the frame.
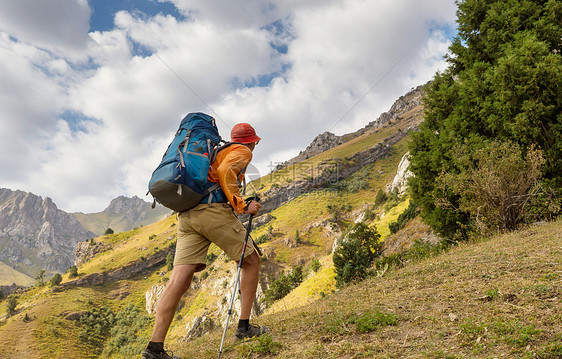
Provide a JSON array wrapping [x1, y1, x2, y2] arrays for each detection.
[[239, 335, 282, 356], [436, 141, 545, 233], [383, 188, 401, 212], [67, 265, 78, 278], [104, 228, 114, 235], [166, 252, 174, 271], [388, 200, 420, 234], [374, 188, 387, 207], [310, 258, 321, 273], [264, 266, 304, 305], [255, 234, 269, 244], [49, 273, 63, 287], [353, 310, 399, 333], [6, 295, 17, 317], [35, 269, 45, 287], [78, 304, 152, 357], [333, 222, 382, 287], [102, 304, 152, 357], [206, 252, 218, 264]]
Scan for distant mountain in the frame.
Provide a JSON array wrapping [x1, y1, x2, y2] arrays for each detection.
[[0, 188, 95, 279], [73, 195, 171, 236]]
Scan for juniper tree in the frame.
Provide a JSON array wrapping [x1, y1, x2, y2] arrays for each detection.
[[409, 0, 562, 238]]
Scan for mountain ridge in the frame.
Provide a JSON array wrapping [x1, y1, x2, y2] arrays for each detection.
[[0, 191, 170, 285]]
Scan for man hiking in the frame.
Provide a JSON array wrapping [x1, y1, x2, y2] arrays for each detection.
[[142, 123, 267, 359]]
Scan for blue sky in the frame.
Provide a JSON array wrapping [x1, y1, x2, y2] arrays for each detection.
[[0, 0, 458, 212], [89, 0, 185, 32]]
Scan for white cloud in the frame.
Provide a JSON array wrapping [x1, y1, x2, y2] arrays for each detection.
[[0, 0, 91, 58], [0, 0, 457, 212]]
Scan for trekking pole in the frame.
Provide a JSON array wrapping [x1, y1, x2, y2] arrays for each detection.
[[218, 197, 259, 359]]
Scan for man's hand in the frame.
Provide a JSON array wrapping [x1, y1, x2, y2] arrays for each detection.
[[244, 200, 261, 215]]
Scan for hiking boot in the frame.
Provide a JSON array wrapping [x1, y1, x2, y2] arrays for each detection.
[[141, 348, 180, 359], [235, 323, 270, 340]]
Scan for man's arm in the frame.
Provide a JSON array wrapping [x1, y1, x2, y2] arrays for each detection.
[[216, 145, 253, 214]]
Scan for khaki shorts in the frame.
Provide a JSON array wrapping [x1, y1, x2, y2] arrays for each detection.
[[174, 203, 255, 271]]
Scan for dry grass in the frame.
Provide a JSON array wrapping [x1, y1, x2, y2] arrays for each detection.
[[174, 220, 562, 359]]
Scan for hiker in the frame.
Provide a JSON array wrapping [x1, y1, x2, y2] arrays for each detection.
[[142, 123, 267, 359]]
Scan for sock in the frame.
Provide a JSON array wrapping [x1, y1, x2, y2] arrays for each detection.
[[238, 319, 250, 330], [147, 341, 164, 353]]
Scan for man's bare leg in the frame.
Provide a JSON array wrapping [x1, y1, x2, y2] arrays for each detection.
[[238, 251, 260, 320], [150, 264, 198, 342]]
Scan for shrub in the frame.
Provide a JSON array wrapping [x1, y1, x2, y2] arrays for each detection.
[[333, 223, 382, 287], [6, 295, 17, 317], [49, 273, 63, 287], [374, 188, 387, 207], [166, 252, 174, 271], [383, 188, 401, 212], [148, 234, 157, 240], [67, 265, 78, 278], [255, 234, 269, 244], [388, 200, 420, 234], [264, 266, 304, 305], [78, 304, 152, 356], [310, 258, 321, 273], [436, 141, 545, 233], [104, 228, 114, 235], [239, 335, 282, 356], [35, 269, 45, 287], [353, 310, 399, 333], [206, 252, 218, 264], [102, 304, 152, 357]]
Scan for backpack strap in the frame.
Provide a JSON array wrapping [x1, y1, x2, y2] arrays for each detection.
[[206, 183, 222, 204]]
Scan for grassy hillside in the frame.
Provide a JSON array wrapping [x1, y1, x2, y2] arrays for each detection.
[[0, 262, 34, 286], [176, 220, 562, 358], [1, 220, 560, 358]]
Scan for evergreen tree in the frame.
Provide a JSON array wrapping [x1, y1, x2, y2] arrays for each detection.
[[409, 0, 562, 238], [333, 223, 382, 287]]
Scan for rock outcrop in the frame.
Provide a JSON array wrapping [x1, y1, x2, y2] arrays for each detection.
[[387, 152, 414, 195], [74, 241, 111, 267], [277, 132, 344, 169], [0, 188, 95, 277], [259, 129, 410, 215], [145, 283, 166, 315]]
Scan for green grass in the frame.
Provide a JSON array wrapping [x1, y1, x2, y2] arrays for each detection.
[[174, 220, 562, 359], [73, 216, 178, 277]]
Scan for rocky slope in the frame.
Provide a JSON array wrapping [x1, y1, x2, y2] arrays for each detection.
[[258, 84, 425, 216], [276, 84, 425, 171], [0, 189, 95, 277]]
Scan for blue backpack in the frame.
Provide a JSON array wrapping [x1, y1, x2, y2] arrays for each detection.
[[148, 112, 228, 212]]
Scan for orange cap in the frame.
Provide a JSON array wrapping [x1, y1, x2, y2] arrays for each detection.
[[231, 123, 261, 144]]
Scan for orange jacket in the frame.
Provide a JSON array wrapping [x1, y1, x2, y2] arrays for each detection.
[[208, 144, 252, 214]]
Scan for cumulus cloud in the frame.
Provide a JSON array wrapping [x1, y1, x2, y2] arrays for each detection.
[[0, 0, 91, 58], [0, 0, 457, 212]]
